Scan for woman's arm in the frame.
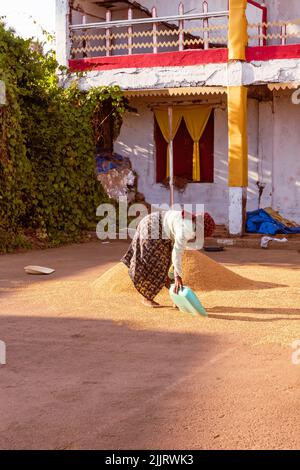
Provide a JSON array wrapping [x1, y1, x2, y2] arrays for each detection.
[[172, 241, 184, 294], [173, 215, 197, 293]]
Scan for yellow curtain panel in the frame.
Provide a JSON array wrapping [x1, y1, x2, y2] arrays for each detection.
[[154, 106, 212, 182], [228, 86, 248, 187], [228, 0, 248, 61], [154, 109, 182, 178], [182, 106, 212, 181]]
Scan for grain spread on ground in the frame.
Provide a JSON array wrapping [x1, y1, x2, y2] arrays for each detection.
[[1, 243, 300, 450], [94, 250, 273, 297]]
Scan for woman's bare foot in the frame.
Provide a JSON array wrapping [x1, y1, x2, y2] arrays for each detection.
[[142, 299, 160, 308]]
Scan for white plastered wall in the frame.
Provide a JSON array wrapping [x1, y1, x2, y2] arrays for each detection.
[[114, 97, 261, 225], [245, 92, 300, 224], [271, 92, 300, 223]]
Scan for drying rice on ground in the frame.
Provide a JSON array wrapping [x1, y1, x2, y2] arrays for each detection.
[[1, 244, 299, 347], [93, 250, 274, 298], [1, 243, 300, 450]]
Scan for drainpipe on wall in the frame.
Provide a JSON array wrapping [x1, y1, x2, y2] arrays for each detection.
[[55, 0, 71, 67], [227, 0, 248, 236]]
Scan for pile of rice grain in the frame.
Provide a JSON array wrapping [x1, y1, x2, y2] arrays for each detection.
[[181, 250, 260, 291], [93, 251, 264, 297]]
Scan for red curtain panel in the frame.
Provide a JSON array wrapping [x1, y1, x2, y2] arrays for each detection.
[[155, 111, 214, 183]]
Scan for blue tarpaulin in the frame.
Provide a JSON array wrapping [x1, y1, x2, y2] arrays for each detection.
[[246, 209, 300, 235], [95, 153, 125, 175]]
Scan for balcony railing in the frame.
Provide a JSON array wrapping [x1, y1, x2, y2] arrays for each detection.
[[69, 1, 229, 60], [69, 0, 300, 62], [248, 18, 300, 47]]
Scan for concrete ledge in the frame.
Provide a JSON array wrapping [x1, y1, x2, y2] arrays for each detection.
[[206, 234, 300, 250]]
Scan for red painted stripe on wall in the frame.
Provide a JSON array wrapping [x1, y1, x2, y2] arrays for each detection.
[[68, 45, 300, 73], [246, 44, 300, 61], [68, 49, 228, 72]]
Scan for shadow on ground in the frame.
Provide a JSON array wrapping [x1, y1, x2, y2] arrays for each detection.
[[0, 241, 129, 299], [0, 314, 222, 450], [207, 306, 300, 322]]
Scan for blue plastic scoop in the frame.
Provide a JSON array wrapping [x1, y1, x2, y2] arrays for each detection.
[[169, 285, 207, 317]]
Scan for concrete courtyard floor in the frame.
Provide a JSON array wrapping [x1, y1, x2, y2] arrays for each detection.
[[0, 241, 299, 450]]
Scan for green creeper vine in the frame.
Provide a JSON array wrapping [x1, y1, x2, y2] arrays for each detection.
[[0, 21, 127, 252]]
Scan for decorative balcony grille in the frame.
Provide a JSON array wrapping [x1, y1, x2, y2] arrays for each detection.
[[248, 18, 300, 46], [69, 0, 300, 61], [69, 1, 229, 59]]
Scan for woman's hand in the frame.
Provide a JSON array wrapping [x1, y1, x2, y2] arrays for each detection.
[[174, 275, 183, 294]]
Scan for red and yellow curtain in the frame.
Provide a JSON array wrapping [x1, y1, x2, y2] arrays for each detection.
[[154, 106, 212, 182], [154, 109, 182, 178]]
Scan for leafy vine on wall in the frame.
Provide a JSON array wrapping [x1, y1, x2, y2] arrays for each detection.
[[0, 21, 127, 252]]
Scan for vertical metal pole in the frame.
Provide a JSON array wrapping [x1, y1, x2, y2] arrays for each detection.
[[203, 1, 209, 50], [106, 10, 111, 57], [82, 14, 87, 58], [152, 6, 158, 54], [168, 106, 174, 207], [261, 1, 267, 46], [281, 23, 287, 45], [178, 2, 184, 51], [258, 24, 262, 47], [128, 8, 133, 55]]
